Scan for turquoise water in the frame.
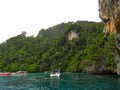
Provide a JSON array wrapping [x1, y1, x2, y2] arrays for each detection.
[[0, 73, 120, 90]]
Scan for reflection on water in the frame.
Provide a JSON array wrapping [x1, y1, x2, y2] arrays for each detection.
[[0, 73, 120, 90], [50, 77, 60, 89]]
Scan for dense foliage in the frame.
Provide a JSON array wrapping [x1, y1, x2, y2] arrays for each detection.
[[0, 21, 116, 73]]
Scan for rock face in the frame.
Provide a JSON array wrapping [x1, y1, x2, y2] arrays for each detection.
[[99, 0, 120, 75], [99, 0, 120, 35], [86, 64, 106, 74], [67, 31, 79, 41], [115, 34, 120, 75]]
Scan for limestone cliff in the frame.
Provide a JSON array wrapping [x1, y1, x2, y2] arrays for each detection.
[[115, 34, 120, 75], [99, 0, 120, 35], [67, 31, 79, 41], [99, 0, 120, 75]]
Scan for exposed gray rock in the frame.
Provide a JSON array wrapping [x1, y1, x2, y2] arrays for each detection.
[[115, 34, 120, 75], [67, 31, 79, 41], [86, 64, 106, 74]]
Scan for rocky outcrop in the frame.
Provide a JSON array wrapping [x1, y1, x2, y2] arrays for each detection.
[[86, 64, 106, 74], [99, 0, 120, 35], [99, 0, 120, 75], [67, 31, 79, 41], [115, 34, 120, 75]]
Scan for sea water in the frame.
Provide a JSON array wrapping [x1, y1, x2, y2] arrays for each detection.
[[0, 73, 120, 90]]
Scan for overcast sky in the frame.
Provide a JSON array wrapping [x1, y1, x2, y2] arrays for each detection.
[[0, 0, 101, 43]]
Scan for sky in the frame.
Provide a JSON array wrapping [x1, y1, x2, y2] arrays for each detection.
[[0, 0, 101, 43]]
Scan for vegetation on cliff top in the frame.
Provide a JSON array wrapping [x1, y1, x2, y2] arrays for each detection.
[[0, 21, 116, 73]]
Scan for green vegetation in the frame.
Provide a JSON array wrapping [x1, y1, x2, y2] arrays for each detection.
[[0, 21, 116, 73]]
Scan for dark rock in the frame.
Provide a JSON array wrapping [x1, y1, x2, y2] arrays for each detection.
[[86, 64, 106, 74], [115, 34, 120, 75]]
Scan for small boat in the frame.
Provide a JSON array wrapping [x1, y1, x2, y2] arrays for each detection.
[[50, 69, 60, 77], [11, 71, 27, 76], [0, 72, 11, 76]]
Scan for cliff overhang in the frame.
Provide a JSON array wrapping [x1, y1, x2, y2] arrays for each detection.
[[99, 0, 120, 35], [99, 0, 120, 75]]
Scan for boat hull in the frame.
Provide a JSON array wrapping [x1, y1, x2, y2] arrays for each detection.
[[11, 71, 27, 76], [50, 73, 60, 77], [0, 72, 10, 76]]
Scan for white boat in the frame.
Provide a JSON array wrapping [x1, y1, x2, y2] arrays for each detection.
[[50, 70, 60, 77], [11, 71, 27, 76]]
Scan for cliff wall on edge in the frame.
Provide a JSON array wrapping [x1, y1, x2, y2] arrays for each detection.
[[99, 0, 120, 75]]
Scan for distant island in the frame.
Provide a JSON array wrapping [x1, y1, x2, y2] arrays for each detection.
[[0, 21, 115, 74]]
